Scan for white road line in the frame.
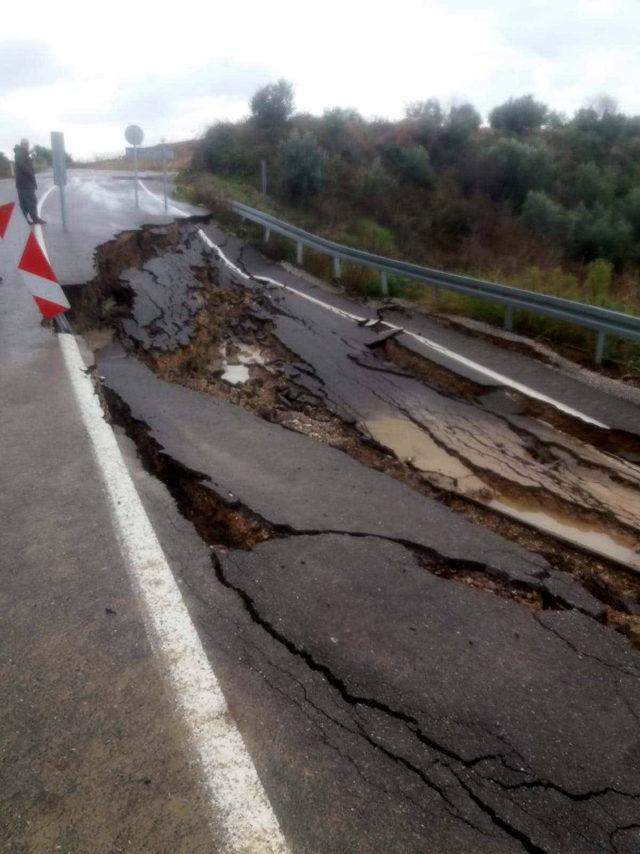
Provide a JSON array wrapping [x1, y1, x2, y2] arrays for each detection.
[[57, 335, 288, 853], [200, 233, 608, 428], [137, 178, 608, 429], [33, 185, 57, 260], [37, 183, 56, 215], [137, 178, 192, 216], [37, 184, 288, 852]]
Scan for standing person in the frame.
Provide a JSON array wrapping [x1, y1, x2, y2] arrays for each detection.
[[13, 139, 46, 225]]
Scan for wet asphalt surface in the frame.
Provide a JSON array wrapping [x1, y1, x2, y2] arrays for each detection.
[[4, 171, 640, 852], [97, 212, 640, 849]]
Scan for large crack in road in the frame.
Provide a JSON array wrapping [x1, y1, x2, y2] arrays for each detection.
[[68, 219, 640, 852]]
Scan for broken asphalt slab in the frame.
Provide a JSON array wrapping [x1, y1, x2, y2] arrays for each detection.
[[96, 347, 600, 616], [217, 533, 640, 854]]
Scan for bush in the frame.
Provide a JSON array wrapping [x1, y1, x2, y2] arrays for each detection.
[[0, 152, 11, 178], [570, 206, 634, 264], [278, 132, 323, 204], [489, 95, 549, 135], [622, 187, 640, 237], [356, 158, 399, 211], [584, 258, 613, 304], [443, 103, 481, 147], [521, 191, 571, 244], [483, 138, 554, 208], [318, 108, 365, 162], [250, 80, 294, 132], [567, 162, 615, 208], [383, 144, 433, 186], [197, 122, 259, 177]]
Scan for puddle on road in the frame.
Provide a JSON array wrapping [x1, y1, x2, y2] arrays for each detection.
[[366, 415, 640, 570], [367, 417, 490, 497], [490, 497, 640, 571]]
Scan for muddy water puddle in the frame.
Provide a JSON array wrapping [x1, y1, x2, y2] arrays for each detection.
[[367, 417, 488, 496], [490, 497, 640, 571], [366, 416, 640, 570]]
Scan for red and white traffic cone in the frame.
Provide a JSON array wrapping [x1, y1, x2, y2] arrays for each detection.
[[0, 201, 70, 318]]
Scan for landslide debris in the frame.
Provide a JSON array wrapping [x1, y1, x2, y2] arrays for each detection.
[[74, 222, 640, 644]]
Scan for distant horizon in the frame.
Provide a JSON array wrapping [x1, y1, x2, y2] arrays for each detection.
[[3, 90, 636, 164], [2, 0, 638, 159]]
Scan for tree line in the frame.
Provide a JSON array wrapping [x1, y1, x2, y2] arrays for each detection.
[[190, 82, 640, 279]]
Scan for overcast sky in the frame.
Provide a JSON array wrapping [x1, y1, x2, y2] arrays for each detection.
[[1, 0, 638, 159]]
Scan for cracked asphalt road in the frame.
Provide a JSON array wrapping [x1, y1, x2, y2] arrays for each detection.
[[85, 209, 640, 851], [5, 171, 640, 852]]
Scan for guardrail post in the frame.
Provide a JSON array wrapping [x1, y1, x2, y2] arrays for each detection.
[[380, 270, 389, 297], [296, 242, 304, 265], [264, 227, 270, 243], [504, 305, 514, 331], [595, 330, 606, 364], [333, 256, 341, 280]]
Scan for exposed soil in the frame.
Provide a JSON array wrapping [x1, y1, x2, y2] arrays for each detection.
[[73, 222, 640, 646]]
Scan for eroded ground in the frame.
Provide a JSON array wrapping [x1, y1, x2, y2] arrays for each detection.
[[69, 220, 640, 853]]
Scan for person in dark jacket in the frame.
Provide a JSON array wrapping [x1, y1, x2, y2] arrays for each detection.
[[14, 139, 46, 225]]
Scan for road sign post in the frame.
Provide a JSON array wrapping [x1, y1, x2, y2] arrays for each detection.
[[125, 142, 174, 213], [51, 131, 68, 232], [124, 124, 144, 210]]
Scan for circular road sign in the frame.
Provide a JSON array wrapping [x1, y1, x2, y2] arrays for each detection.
[[125, 124, 144, 146]]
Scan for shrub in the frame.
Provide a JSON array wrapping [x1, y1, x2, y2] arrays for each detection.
[[584, 259, 613, 304], [567, 162, 615, 208], [0, 152, 11, 178], [278, 132, 323, 204], [383, 144, 433, 186], [489, 95, 549, 135], [250, 80, 294, 132], [198, 122, 258, 177], [570, 206, 634, 264], [483, 138, 554, 208], [521, 191, 571, 244]]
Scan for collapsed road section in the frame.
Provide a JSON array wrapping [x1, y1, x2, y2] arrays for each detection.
[[69, 219, 640, 853]]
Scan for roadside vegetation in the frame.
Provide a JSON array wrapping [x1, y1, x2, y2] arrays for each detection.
[[181, 83, 640, 367]]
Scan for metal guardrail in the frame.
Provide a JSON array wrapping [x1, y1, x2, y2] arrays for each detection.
[[232, 201, 640, 363]]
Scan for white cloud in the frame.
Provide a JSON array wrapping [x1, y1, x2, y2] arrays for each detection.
[[0, 0, 638, 158]]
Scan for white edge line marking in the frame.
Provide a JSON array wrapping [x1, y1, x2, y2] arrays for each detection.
[[34, 184, 56, 260], [57, 335, 288, 854], [42, 182, 287, 850], [137, 177, 608, 429]]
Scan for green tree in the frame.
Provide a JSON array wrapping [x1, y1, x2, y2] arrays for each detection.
[[198, 122, 256, 176], [278, 132, 322, 203], [567, 162, 615, 208], [622, 186, 640, 237], [318, 108, 365, 162], [250, 80, 294, 132], [489, 95, 548, 135], [441, 103, 481, 149], [521, 191, 571, 244], [483, 138, 553, 207], [0, 152, 11, 178], [570, 205, 633, 264], [404, 98, 443, 147], [383, 144, 433, 186], [33, 145, 53, 165]]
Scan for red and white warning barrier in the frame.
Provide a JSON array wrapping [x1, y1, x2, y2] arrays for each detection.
[[0, 201, 70, 318]]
